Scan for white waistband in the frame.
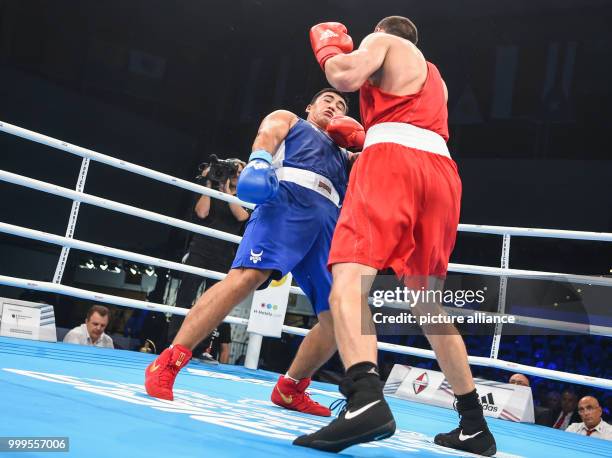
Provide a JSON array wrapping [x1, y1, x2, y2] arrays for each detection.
[[364, 122, 451, 158], [275, 167, 340, 207]]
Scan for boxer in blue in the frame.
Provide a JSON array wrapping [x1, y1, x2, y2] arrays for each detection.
[[145, 89, 365, 416]]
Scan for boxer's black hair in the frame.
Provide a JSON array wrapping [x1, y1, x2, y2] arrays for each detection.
[[310, 88, 349, 113], [376, 16, 418, 45]]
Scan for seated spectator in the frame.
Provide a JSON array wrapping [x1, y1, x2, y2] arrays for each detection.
[[545, 390, 562, 413], [63, 305, 114, 349], [566, 396, 612, 440], [509, 373, 530, 387], [509, 373, 554, 426], [552, 389, 580, 430]]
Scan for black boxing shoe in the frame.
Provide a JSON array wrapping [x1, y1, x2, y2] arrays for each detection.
[[293, 371, 396, 453], [434, 407, 497, 456]]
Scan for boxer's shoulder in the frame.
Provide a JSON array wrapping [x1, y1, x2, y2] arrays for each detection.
[[265, 109, 298, 123], [359, 31, 391, 47], [261, 109, 299, 132]]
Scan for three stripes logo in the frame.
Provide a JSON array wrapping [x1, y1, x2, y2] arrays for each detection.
[[480, 392, 499, 413]]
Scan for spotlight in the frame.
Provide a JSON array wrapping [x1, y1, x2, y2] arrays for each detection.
[[79, 258, 95, 269], [108, 261, 122, 274], [99, 260, 109, 271], [128, 264, 140, 275], [144, 266, 156, 276]]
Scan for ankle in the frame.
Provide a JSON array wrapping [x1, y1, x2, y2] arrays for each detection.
[[346, 361, 380, 381], [284, 373, 301, 383], [341, 362, 383, 399], [171, 343, 192, 353], [455, 389, 481, 412]]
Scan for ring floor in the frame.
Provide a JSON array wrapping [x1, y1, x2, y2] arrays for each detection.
[[1, 337, 610, 457]]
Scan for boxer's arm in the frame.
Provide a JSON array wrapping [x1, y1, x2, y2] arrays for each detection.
[[325, 33, 390, 92], [238, 111, 294, 204], [252, 110, 298, 155]]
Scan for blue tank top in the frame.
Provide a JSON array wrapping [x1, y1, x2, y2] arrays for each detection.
[[272, 118, 349, 204]]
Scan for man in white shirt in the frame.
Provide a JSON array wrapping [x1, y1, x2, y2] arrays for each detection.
[[63, 305, 114, 349], [566, 396, 612, 440]]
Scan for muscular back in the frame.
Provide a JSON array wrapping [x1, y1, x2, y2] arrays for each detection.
[[366, 32, 447, 101]]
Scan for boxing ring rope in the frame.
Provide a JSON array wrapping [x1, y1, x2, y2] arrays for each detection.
[[0, 121, 255, 210], [1, 120, 611, 390]]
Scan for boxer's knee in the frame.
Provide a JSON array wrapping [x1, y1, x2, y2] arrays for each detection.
[[328, 284, 344, 313], [316, 310, 334, 333]]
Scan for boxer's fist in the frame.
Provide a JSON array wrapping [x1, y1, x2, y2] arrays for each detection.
[[237, 150, 279, 204], [326, 115, 365, 150], [310, 22, 353, 70]]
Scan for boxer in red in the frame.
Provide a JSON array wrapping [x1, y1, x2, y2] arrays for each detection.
[[293, 17, 496, 455]]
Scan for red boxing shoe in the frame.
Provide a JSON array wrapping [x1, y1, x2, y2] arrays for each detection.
[[144, 344, 192, 401], [271, 375, 331, 417]]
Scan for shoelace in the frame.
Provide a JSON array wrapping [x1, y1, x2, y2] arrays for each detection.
[[294, 390, 317, 408], [158, 364, 180, 388], [329, 398, 347, 416]]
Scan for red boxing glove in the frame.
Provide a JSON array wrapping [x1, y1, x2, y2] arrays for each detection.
[[326, 115, 365, 150], [310, 22, 354, 70]]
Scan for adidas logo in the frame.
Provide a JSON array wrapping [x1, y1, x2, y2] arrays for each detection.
[[480, 392, 499, 413], [319, 29, 339, 41]]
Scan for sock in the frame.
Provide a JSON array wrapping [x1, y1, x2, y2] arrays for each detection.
[[455, 389, 486, 431], [340, 362, 383, 404], [346, 361, 379, 381], [455, 389, 481, 413], [284, 373, 300, 383]]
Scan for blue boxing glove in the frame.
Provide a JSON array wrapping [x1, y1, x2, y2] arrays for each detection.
[[236, 150, 279, 204]]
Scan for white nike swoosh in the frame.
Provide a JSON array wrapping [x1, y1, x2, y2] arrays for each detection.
[[458, 430, 483, 441], [344, 400, 381, 420]]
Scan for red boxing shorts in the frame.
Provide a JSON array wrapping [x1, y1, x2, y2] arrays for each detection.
[[328, 142, 461, 279]]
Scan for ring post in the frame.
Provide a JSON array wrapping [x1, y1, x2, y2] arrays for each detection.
[[244, 332, 263, 369], [490, 234, 511, 359]]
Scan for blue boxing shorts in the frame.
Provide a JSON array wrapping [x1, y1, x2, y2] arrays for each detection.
[[232, 182, 339, 315]]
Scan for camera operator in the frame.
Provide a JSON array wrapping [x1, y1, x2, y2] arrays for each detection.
[[168, 156, 249, 362]]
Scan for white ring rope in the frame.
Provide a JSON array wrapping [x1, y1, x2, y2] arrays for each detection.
[[0, 221, 305, 296], [1, 120, 612, 391], [0, 274, 249, 327], [0, 120, 255, 210], [0, 169, 242, 244], [448, 262, 612, 287], [1, 273, 610, 390], [2, 119, 611, 241], [457, 223, 612, 242]]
